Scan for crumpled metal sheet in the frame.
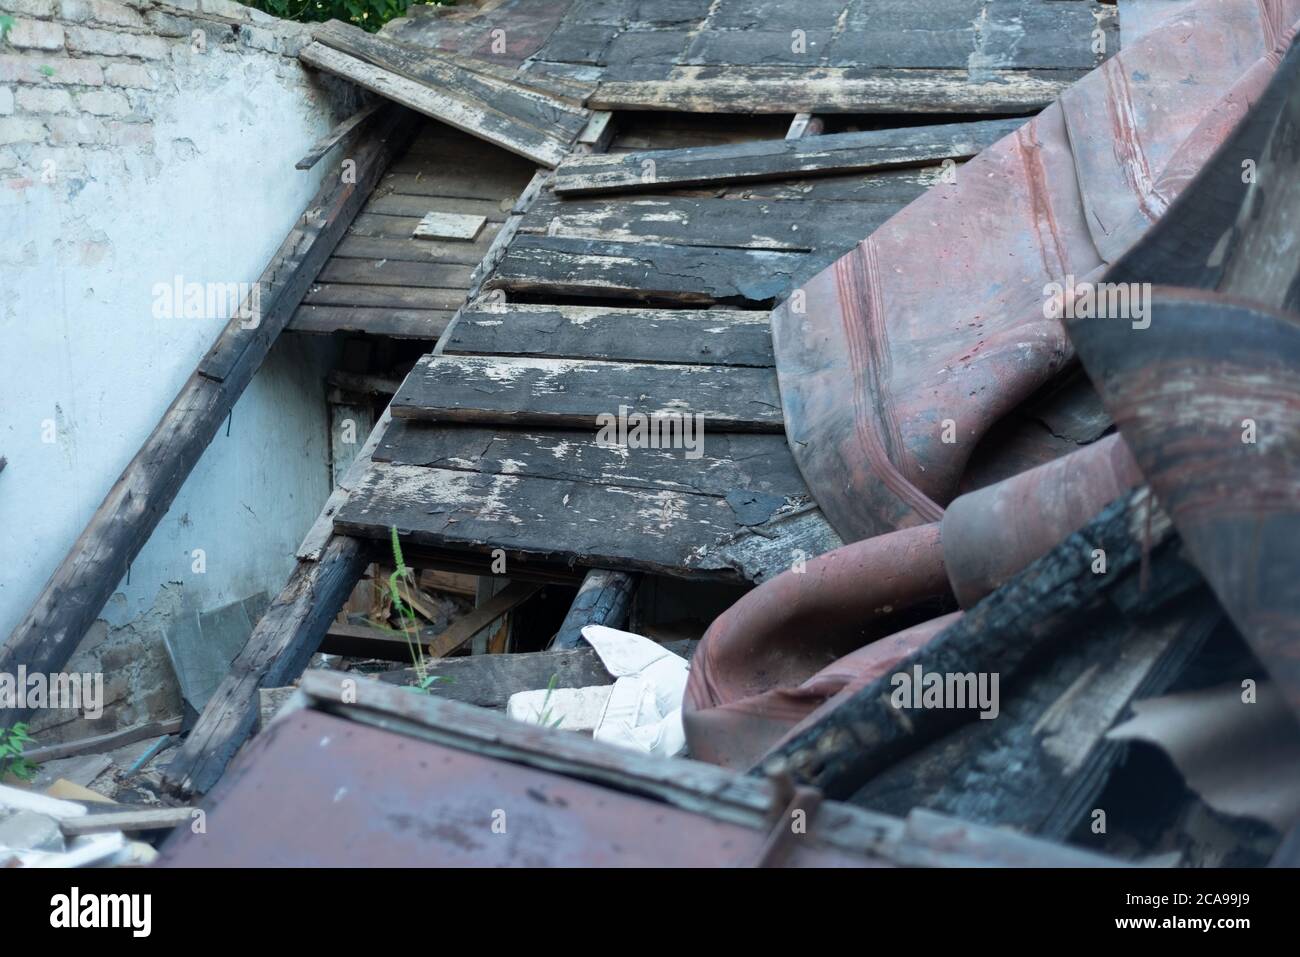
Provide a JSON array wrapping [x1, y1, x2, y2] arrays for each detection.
[[1069, 36, 1300, 716], [771, 0, 1300, 544]]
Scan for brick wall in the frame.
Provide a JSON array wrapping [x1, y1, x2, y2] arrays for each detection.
[[0, 0, 321, 187]]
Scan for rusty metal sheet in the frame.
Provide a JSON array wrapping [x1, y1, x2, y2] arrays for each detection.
[[156, 709, 875, 867], [1068, 35, 1300, 716], [771, 0, 1300, 544]]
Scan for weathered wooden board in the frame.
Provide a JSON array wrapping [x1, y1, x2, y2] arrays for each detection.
[[296, 102, 382, 170], [333, 234, 495, 266], [302, 283, 465, 311], [288, 305, 452, 339], [445, 303, 774, 366], [519, 193, 883, 252], [487, 235, 822, 304], [300, 42, 573, 167], [390, 354, 785, 431], [375, 422, 809, 497], [334, 462, 830, 582], [316, 258, 474, 289], [553, 118, 1022, 194], [312, 21, 590, 138], [589, 67, 1081, 114], [414, 211, 487, 241]]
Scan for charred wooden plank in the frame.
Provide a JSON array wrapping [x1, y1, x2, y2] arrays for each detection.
[[852, 592, 1220, 839], [445, 303, 774, 366], [553, 118, 1022, 195], [552, 569, 639, 649], [761, 489, 1205, 798], [333, 234, 496, 266], [390, 354, 785, 431]]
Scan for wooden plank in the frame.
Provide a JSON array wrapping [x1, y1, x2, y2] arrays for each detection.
[[589, 67, 1079, 114], [0, 108, 416, 699], [295, 102, 381, 170], [311, 20, 590, 140], [334, 462, 827, 582], [23, 718, 182, 765], [333, 234, 496, 266], [426, 581, 540, 657], [302, 283, 465, 311], [61, 807, 195, 836], [519, 193, 884, 252], [352, 205, 505, 232], [375, 421, 808, 497], [288, 305, 451, 339], [320, 620, 434, 661], [553, 118, 1022, 195], [413, 211, 487, 241], [300, 43, 572, 168], [445, 302, 774, 366], [576, 109, 616, 151], [379, 171, 535, 203], [316, 257, 474, 289], [487, 235, 819, 304], [390, 354, 785, 432], [552, 569, 639, 649], [164, 535, 373, 797]]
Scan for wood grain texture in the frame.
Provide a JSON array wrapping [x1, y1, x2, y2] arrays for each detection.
[[445, 302, 774, 366], [553, 118, 1022, 195], [375, 421, 808, 497], [390, 354, 785, 431], [334, 461, 835, 583]]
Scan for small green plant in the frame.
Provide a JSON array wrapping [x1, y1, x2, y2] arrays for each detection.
[[534, 673, 564, 730], [0, 15, 16, 45], [386, 525, 446, 694], [0, 723, 37, 783], [38, 65, 55, 77]]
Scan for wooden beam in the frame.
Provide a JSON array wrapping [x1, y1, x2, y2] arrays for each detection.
[[390, 354, 785, 431], [552, 569, 639, 649], [589, 68, 1079, 115], [23, 718, 183, 765], [299, 41, 572, 168], [426, 580, 540, 658], [295, 101, 381, 171], [0, 107, 417, 711], [553, 118, 1020, 196], [163, 535, 372, 797], [61, 807, 194, 836]]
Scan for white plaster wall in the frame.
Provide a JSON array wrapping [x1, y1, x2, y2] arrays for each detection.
[[0, 6, 349, 703]]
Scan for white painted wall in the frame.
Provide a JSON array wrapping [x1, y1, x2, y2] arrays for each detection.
[[0, 5, 352, 730]]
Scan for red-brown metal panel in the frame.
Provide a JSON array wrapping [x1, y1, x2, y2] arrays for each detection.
[[157, 710, 878, 867]]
